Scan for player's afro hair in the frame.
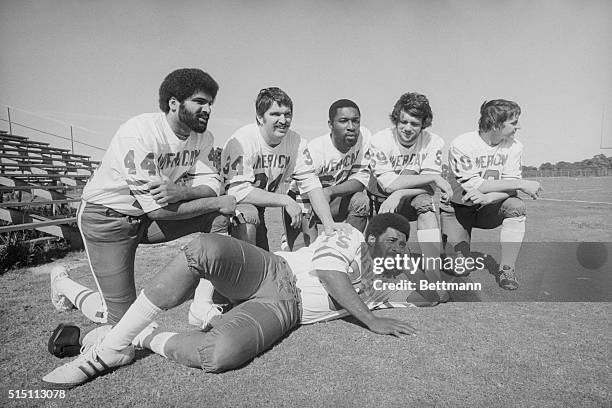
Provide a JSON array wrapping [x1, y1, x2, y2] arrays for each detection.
[[328, 99, 360, 122], [478, 99, 521, 132], [389, 92, 433, 128], [365, 213, 411, 241], [255, 87, 293, 121], [158, 68, 219, 113]]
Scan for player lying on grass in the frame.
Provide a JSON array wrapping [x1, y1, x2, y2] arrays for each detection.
[[440, 99, 542, 289], [43, 213, 432, 388], [49, 68, 236, 332]]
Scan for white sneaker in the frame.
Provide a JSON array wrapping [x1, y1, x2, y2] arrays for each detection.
[[132, 322, 159, 348], [42, 342, 134, 388], [50, 265, 75, 312], [188, 303, 223, 329]]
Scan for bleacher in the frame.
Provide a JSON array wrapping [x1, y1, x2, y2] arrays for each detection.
[[0, 130, 101, 249]]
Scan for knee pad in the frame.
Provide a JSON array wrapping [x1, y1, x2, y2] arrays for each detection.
[[410, 193, 436, 215], [348, 192, 370, 217], [500, 197, 526, 218], [210, 213, 230, 234]]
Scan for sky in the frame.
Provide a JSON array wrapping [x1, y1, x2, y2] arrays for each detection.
[[1, 0, 611, 165]]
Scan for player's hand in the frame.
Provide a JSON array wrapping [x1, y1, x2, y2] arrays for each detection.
[[520, 180, 543, 199], [366, 316, 418, 337], [379, 193, 402, 213], [284, 197, 303, 228], [434, 176, 453, 203], [322, 222, 352, 237], [462, 189, 493, 205], [216, 195, 237, 216], [149, 179, 185, 204]]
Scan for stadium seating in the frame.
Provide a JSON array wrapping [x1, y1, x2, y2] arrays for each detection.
[[0, 130, 100, 249]]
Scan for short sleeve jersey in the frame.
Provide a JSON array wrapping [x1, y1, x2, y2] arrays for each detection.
[[81, 113, 221, 216], [221, 123, 321, 202], [276, 226, 390, 324], [291, 127, 372, 210], [448, 131, 523, 205], [367, 127, 444, 201]]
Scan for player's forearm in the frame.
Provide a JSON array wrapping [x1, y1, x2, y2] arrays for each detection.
[[476, 179, 522, 194], [389, 186, 433, 200], [307, 188, 335, 226], [146, 196, 225, 220], [385, 174, 440, 194], [316, 270, 377, 327], [326, 179, 364, 200], [179, 185, 218, 201], [484, 191, 513, 203], [242, 188, 292, 208]]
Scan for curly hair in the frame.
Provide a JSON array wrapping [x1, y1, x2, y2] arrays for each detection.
[[158, 68, 219, 113], [365, 213, 411, 240], [255, 87, 293, 119], [389, 92, 433, 128], [478, 99, 521, 132]]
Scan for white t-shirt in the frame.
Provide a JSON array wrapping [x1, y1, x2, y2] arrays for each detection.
[[291, 127, 372, 211], [367, 127, 444, 202], [221, 123, 321, 202], [277, 226, 398, 324], [448, 131, 523, 205], [82, 113, 221, 216]]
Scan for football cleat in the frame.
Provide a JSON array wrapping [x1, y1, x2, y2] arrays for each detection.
[[188, 303, 223, 329], [436, 289, 451, 303], [48, 323, 81, 358], [42, 342, 134, 389], [499, 265, 519, 290], [50, 265, 76, 312]]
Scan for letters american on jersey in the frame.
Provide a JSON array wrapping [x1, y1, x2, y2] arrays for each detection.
[[367, 127, 444, 203], [82, 113, 221, 216], [221, 123, 321, 201], [448, 131, 523, 205]]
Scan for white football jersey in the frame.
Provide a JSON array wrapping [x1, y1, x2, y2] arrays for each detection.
[[367, 127, 444, 202], [221, 123, 321, 202], [448, 131, 523, 205], [277, 226, 396, 324], [82, 113, 221, 216], [291, 127, 372, 211]]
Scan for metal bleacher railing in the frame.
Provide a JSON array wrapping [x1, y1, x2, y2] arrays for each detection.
[[0, 105, 108, 249]]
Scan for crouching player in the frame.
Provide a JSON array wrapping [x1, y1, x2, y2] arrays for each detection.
[[441, 99, 542, 289], [42, 214, 418, 387]]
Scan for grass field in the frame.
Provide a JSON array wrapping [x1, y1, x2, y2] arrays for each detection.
[[1, 176, 611, 407]]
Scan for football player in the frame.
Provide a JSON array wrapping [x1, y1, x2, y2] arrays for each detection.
[[283, 99, 371, 250], [42, 213, 420, 387], [49, 69, 236, 330], [368, 92, 449, 302], [220, 87, 343, 251], [440, 99, 542, 289]]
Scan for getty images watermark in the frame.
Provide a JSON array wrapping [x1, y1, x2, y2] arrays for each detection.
[[371, 254, 486, 291]]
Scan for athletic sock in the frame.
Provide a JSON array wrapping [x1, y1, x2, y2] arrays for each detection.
[[57, 277, 106, 323], [500, 216, 526, 268], [417, 228, 443, 281], [101, 290, 161, 351], [144, 330, 177, 358], [189, 279, 215, 319]]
